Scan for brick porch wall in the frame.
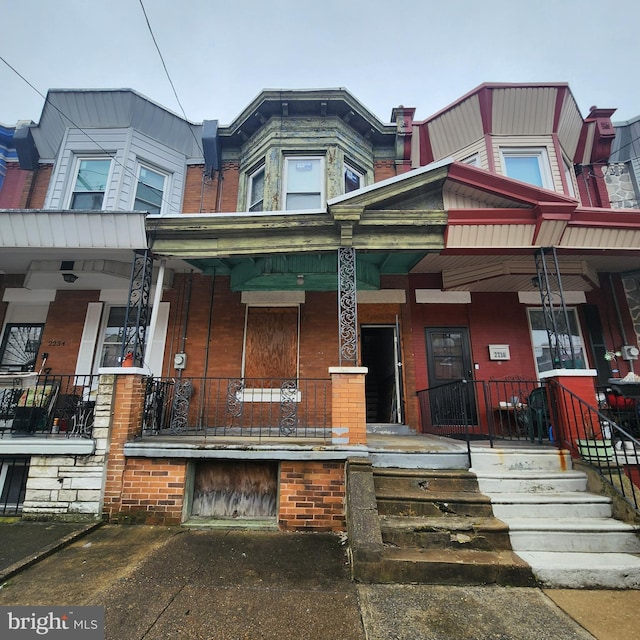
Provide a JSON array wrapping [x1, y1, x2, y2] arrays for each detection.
[[101, 372, 350, 529], [117, 458, 187, 525], [278, 461, 346, 531]]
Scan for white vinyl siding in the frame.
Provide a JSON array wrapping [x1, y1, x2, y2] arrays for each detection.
[[46, 128, 185, 214]]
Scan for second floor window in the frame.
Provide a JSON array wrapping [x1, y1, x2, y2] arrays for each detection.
[[134, 165, 166, 214], [284, 156, 323, 210], [248, 166, 265, 212], [344, 163, 363, 193], [501, 148, 552, 190], [70, 158, 112, 210]]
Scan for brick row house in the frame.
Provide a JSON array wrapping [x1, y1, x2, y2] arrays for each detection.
[[1, 83, 639, 527]]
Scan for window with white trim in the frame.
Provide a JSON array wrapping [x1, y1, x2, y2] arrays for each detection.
[[284, 156, 324, 210], [344, 162, 363, 193], [248, 165, 265, 212], [69, 157, 112, 210], [500, 148, 553, 189], [98, 306, 150, 367], [133, 164, 167, 214], [527, 307, 588, 375]]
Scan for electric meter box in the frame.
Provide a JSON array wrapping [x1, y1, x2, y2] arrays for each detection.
[[621, 345, 640, 361]]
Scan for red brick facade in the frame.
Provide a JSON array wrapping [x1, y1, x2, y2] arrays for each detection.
[[0, 163, 34, 208], [26, 164, 52, 209], [278, 461, 345, 531], [102, 373, 352, 528]]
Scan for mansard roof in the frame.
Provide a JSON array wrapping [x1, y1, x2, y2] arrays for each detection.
[[23, 88, 203, 161]]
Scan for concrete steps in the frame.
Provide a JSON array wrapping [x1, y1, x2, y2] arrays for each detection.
[[471, 447, 640, 588], [346, 461, 535, 586]]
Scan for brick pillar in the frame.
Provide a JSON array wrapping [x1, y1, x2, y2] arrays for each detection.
[[329, 366, 367, 445], [541, 369, 599, 456], [102, 371, 147, 521]]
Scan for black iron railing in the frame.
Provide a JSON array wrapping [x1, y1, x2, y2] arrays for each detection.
[[547, 379, 640, 510], [141, 377, 331, 440], [0, 374, 97, 438], [417, 378, 551, 446], [0, 456, 29, 515]]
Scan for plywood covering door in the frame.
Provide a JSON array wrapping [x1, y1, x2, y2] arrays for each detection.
[[244, 307, 298, 382]]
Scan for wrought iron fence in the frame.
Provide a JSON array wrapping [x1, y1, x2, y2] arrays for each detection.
[[141, 377, 331, 440], [417, 377, 551, 445], [548, 379, 640, 510], [0, 373, 97, 438]]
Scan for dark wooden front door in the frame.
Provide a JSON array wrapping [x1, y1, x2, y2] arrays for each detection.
[[425, 327, 477, 424]]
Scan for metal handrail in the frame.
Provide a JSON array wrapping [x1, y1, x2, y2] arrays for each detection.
[[548, 379, 640, 511]]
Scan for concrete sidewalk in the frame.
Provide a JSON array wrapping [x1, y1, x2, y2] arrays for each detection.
[[0, 522, 638, 639], [0, 519, 100, 582]]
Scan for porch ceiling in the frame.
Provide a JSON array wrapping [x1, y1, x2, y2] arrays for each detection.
[[412, 253, 640, 292], [187, 251, 426, 291]]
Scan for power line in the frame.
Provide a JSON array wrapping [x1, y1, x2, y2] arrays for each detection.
[[138, 0, 204, 156], [0, 53, 179, 214]]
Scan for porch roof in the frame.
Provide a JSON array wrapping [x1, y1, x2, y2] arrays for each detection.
[[146, 159, 640, 293]]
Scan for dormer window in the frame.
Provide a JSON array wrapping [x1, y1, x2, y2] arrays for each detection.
[[69, 158, 112, 210], [500, 147, 552, 190], [248, 165, 265, 212], [284, 156, 324, 210]]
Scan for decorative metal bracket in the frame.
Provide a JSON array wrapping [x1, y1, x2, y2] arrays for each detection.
[[338, 247, 358, 365], [169, 379, 193, 434], [121, 249, 153, 367], [279, 379, 298, 435]]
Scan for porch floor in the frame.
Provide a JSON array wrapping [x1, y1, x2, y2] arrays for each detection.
[[125, 431, 557, 468]]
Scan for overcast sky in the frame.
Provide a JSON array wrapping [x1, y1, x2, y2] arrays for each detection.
[[1, 0, 639, 128]]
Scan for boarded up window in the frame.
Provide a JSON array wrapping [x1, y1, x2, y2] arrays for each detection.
[[244, 307, 298, 381], [191, 461, 277, 519]]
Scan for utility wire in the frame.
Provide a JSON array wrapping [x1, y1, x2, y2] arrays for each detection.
[[0, 53, 179, 214], [138, 0, 204, 156]]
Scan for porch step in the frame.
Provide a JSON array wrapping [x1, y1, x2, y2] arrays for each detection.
[[506, 518, 640, 553], [470, 446, 640, 588], [373, 468, 480, 493], [475, 471, 588, 493], [375, 547, 536, 586], [380, 515, 511, 551], [489, 492, 612, 519], [376, 489, 493, 518], [346, 461, 535, 586], [515, 552, 640, 589], [471, 447, 572, 473]]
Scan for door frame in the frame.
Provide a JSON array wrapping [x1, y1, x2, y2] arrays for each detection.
[[424, 326, 477, 424]]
